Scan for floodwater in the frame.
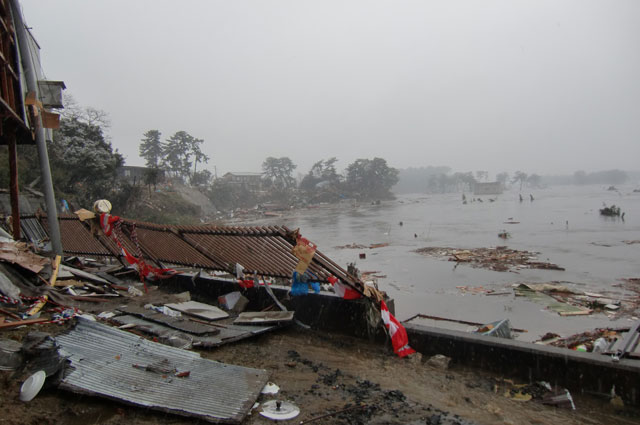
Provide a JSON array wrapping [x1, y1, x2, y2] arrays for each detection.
[[248, 185, 640, 342]]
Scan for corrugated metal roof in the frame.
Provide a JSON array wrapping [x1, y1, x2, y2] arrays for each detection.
[[56, 318, 268, 424], [21, 214, 363, 291]]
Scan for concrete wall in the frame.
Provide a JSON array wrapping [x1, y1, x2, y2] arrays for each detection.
[[406, 323, 640, 406]]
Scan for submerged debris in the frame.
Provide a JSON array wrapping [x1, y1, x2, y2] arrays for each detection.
[[498, 230, 511, 239], [600, 204, 622, 217], [414, 246, 565, 272]]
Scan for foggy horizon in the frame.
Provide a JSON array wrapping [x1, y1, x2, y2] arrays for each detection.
[[20, 0, 640, 179]]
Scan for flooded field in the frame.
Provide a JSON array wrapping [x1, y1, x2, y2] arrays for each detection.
[[246, 185, 640, 342]]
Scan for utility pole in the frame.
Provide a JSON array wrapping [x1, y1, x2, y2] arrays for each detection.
[[10, 0, 63, 255]]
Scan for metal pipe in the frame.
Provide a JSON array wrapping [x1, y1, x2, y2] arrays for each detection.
[[10, 0, 63, 255], [8, 132, 21, 240]]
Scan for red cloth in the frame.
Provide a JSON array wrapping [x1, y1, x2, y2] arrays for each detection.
[[238, 279, 255, 289], [380, 300, 416, 358]]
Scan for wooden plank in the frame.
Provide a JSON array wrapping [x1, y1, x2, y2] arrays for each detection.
[[0, 95, 25, 127], [49, 255, 61, 286], [70, 296, 111, 303], [557, 310, 593, 317], [0, 317, 49, 329], [0, 307, 21, 320]]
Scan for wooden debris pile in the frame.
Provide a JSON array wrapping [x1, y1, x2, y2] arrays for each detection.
[[414, 246, 565, 272], [335, 242, 390, 250]]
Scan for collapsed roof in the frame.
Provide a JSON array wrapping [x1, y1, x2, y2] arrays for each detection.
[[18, 214, 363, 290]]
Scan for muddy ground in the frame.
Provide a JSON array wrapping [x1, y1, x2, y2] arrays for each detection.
[[1, 288, 640, 425]]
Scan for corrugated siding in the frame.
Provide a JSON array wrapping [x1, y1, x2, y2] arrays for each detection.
[[56, 319, 268, 424]]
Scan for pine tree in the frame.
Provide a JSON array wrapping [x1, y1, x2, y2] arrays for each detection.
[[139, 130, 163, 168]]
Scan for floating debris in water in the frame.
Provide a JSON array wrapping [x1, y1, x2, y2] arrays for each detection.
[[414, 246, 565, 272]]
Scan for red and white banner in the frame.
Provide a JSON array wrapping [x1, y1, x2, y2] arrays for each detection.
[[121, 248, 175, 282], [328, 276, 362, 300], [99, 213, 120, 237], [97, 213, 176, 291], [380, 300, 416, 358]]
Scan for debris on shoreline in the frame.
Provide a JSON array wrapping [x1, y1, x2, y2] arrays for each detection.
[[414, 246, 565, 272], [537, 328, 622, 352], [513, 282, 637, 317]]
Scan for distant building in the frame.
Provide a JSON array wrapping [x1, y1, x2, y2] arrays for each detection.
[[222, 172, 264, 191], [473, 182, 503, 196], [117, 166, 165, 185]]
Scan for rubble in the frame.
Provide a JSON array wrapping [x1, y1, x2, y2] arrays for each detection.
[[414, 246, 565, 272], [536, 328, 619, 353]]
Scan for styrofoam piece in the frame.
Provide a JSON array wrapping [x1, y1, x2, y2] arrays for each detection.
[[20, 371, 46, 402], [261, 382, 280, 395]]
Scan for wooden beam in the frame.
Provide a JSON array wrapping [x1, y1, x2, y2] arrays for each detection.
[[0, 317, 49, 329]]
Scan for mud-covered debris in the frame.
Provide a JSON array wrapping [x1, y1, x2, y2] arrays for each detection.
[[319, 368, 342, 386], [426, 354, 451, 370]]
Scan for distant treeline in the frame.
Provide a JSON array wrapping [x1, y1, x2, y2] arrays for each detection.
[[394, 167, 635, 194], [394, 166, 452, 193], [541, 169, 629, 186]]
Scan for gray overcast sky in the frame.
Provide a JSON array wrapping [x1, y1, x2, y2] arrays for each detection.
[[20, 0, 640, 178]]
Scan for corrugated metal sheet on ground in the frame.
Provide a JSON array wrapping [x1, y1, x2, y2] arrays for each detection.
[[111, 314, 277, 348], [117, 304, 217, 335], [56, 318, 268, 424]]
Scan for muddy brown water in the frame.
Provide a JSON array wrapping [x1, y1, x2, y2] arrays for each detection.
[[240, 184, 640, 341]]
